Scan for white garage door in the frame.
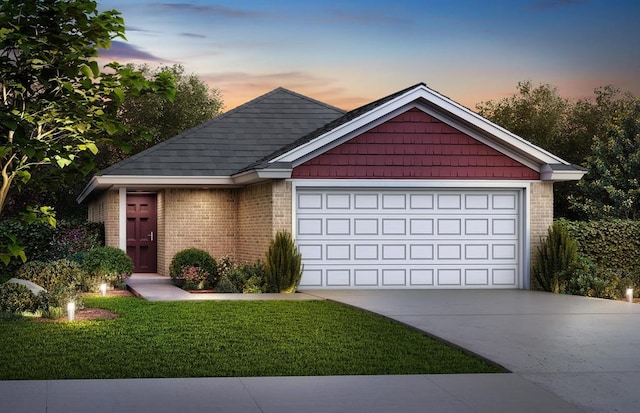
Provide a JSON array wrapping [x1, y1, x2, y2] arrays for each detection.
[[296, 188, 522, 289]]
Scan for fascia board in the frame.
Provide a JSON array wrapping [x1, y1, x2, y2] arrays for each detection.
[[232, 169, 292, 185], [540, 165, 588, 181], [76, 175, 237, 204]]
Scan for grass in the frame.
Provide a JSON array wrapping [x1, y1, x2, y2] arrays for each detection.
[[0, 297, 504, 379]]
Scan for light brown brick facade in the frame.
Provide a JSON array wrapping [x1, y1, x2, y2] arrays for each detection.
[[529, 182, 554, 270], [87, 182, 293, 276], [236, 181, 293, 263], [159, 188, 238, 275], [87, 190, 119, 248]]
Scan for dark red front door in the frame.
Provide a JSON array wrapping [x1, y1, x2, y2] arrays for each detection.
[[126, 194, 157, 273]]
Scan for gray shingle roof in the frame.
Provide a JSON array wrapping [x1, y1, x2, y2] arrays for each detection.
[[241, 83, 426, 172], [100, 87, 346, 177]]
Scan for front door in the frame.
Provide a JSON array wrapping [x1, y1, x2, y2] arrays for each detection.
[[126, 194, 157, 273]]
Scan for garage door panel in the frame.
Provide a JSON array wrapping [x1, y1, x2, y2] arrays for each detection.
[[296, 188, 521, 289], [354, 269, 378, 286], [465, 269, 489, 285], [326, 218, 351, 235], [326, 269, 350, 286], [410, 269, 434, 285]]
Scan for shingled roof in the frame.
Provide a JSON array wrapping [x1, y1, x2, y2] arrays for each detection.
[[99, 87, 345, 177]]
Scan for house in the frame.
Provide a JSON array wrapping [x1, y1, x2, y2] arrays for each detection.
[[77, 84, 586, 289]]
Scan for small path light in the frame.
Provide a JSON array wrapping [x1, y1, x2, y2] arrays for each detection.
[[100, 283, 107, 296], [67, 301, 76, 321], [626, 288, 634, 303]]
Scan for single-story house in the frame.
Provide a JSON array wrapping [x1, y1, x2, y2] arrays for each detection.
[[77, 83, 586, 289]]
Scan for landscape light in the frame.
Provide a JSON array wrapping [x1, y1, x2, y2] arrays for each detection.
[[100, 283, 107, 296], [626, 288, 634, 303], [67, 302, 75, 321]]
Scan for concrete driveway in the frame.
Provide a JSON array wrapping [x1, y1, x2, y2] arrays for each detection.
[[305, 289, 640, 412]]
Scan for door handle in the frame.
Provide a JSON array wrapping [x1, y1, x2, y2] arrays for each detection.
[[148, 231, 154, 241]]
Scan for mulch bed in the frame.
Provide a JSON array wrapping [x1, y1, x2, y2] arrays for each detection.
[[32, 289, 134, 323]]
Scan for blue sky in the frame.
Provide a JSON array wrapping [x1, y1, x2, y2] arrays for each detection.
[[97, 0, 640, 111]]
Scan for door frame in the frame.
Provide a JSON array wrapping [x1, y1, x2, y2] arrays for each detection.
[[122, 189, 158, 273]]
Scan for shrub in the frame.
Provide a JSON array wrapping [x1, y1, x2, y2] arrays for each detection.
[[559, 219, 640, 272], [532, 222, 578, 293], [181, 266, 210, 290], [240, 263, 267, 294], [51, 221, 105, 259], [81, 247, 134, 287], [264, 231, 303, 293], [15, 260, 48, 286], [214, 276, 239, 293], [18, 259, 85, 310], [565, 256, 621, 299], [214, 257, 267, 293], [0, 219, 105, 276], [0, 283, 40, 314], [170, 248, 217, 287]]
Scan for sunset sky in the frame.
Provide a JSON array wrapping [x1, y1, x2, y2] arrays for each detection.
[[97, 0, 640, 112]]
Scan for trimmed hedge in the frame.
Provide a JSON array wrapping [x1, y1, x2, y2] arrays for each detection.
[[557, 219, 640, 272], [555, 219, 640, 297]]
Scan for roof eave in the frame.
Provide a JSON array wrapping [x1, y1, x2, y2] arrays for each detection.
[[76, 175, 240, 204], [232, 168, 292, 185], [540, 164, 588, 182]]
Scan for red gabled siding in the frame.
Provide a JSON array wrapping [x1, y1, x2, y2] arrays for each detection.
[[292, 109, 540, 180]]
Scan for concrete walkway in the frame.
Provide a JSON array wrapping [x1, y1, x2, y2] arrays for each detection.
[[308, 289, 640, 413], [1, 276, 587, 412], [126, 273, 320, 301]]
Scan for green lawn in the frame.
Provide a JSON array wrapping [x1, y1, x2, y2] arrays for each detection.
[[0, 297, 504, 379]]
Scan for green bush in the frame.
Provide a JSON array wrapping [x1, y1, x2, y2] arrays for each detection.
[[214, 276, 239, 293], [265, 231, 303, 293], [169, 248, 217, 287], [0, 282, 40, 315], [559, 219, 640, 271], [557, 219, 640, 298], [52, 221, 105, 259], [564, 257, 621, 299], [17, 259, 85, 310], [216, 256, 267, 293], [0, 219, 105, 276], [81, 247, 134, 287], [533, 222, 578, 293]]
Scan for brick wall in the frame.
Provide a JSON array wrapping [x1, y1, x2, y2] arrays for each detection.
[[235, 181, 293, 263], [156, 191, 166, 275], [236, 182, 273, 263], [87, 190, 119, 248], [160, 188, 238, 275], [529, 182, 554, 271], [272, 180, 292, 236]]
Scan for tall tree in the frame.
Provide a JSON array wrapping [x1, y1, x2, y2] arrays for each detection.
[[0, 0, 175, 216], [476, 81, 571, 160], [98, 64, 223, 168], [0, 0, 175, 262], [569, 98, 640, 219], [476, 81, 635, 218]]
